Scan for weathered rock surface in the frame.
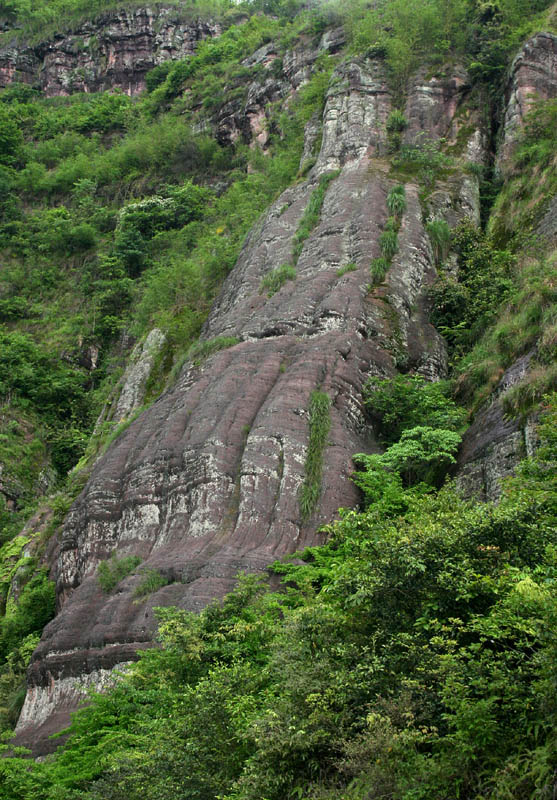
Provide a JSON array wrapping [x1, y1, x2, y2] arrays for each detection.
[[498, 31, 557, 167], [16, 56, 485, 754], [457, 353, 538, 501], [215, 28, 346, 148], [0, 7, 220, 96], [112, 328, 166, 422]]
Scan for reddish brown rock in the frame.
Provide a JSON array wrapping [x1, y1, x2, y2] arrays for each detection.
[[0, 7, 220, 96], [498, 31, 557, 167]]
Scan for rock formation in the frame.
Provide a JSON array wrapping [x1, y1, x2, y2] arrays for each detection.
[[0, 6, 220, 96], [498, 31, 557, 167], [15, 52, 487, 753], [7, 12, 555, 755]]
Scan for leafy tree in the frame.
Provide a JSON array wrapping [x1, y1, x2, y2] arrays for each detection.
[[364, 374, 466, 444], [429, 220, 515, 357]]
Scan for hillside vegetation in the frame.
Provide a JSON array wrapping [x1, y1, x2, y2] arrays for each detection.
[[0, 0, 556, 796]]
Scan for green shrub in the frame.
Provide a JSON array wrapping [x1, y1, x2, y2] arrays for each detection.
[[386, 110, 408, 134], [429, 221, 515, 359], [0, 569, 55, 661], [0, 105, 24, 167], [364, 374, 467, 444], [187, 336, 240, 367], [426, 218, 452, 265], [379, 228, 399, 260], [97, 553, 141, 593], [133, 568, 169, 599], [378, 424, 462, 486], [336, 262, 358, 277], [370, 256, 390, 285], [260, 263, 296, 297], [386, 185, 406, 217]]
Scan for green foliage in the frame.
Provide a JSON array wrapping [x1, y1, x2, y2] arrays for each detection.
[[133, 568, 169, 600], [259, 263, 296, 297], [336, 261, 358, 277], [379, 228, 399, 260], [147, 15, 283, 111], [299, 390, 331, 520], [187, 336, 240, 367], [0, 328, 90, 474], [391, 133, 454, 188], [354, 374, 465, 506], [0, 633, 38, 731], [0, 106, 23, 167], [2, 399, 556, 799], [429, 220, 515, 360], [386, 110, 408, 134], [292, 171, 339, 264], [466, 0, 555, 87], [456, 254, 556, 408], [364, 374, 467, 444], [369, 256, 390, 285], [491, 99, 557, 243], [368, 424, 462, 486], [386, 184, 406, 217], [0, 568, 55, 662], [97, 553, 142, 593], [426, 218, 452, 265]]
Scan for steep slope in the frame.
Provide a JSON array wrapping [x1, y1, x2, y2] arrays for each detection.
[[14, 57, 486, 752], [457, 30, 557, 499]]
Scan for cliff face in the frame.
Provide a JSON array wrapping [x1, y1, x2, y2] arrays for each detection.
[[0, 6, 220, 95], [498, 31, 557, 167], [5, 17, 556, 755], [457, 31, 557, 501], [14, 53, 487, 753]]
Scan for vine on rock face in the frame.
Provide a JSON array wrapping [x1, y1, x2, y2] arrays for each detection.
[[292, 171, 339, 264], [371, 185, 406, 286], [299, 390, 331, 521]]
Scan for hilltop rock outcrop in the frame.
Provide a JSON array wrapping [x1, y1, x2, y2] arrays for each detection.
[[15, 55, 485, 754]]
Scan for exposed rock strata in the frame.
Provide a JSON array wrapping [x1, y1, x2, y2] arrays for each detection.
[[0, 7, 220, 96], [498, 31, 557, 167], [216, 28, 346, 148], [15, 56, 485, 754]]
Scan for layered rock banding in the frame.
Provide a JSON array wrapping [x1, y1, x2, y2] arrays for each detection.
[[499, 31, 557, 167], [0, 6, 220, 96], [15, 55, 488, 753], [457, 30, 557, 498]]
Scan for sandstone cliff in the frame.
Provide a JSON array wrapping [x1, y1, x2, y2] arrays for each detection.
[[14, 52, 488, 753], [4, 17, 556, 755], [0, 6, 220, 95]]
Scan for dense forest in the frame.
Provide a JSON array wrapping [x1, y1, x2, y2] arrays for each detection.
[[0, 0, 556, 796]]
